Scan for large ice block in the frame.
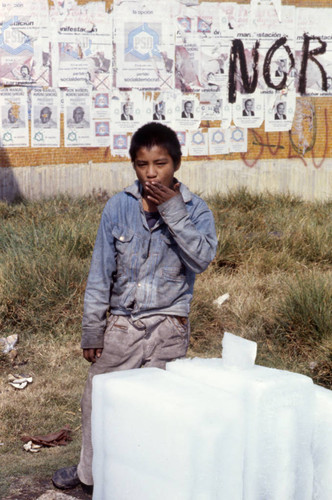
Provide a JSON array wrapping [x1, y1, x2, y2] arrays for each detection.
[[92, 368, 245, 500], [167, 357, 315, 500], [312, 385, 332, 500]]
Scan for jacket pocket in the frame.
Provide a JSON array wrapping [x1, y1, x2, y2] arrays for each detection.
[[112, 225, 135, 255]]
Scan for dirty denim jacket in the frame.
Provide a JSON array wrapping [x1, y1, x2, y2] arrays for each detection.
[[81, 181, 217, 349]]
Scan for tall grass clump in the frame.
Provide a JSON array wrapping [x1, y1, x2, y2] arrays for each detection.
[[275, 272, 332, 344]]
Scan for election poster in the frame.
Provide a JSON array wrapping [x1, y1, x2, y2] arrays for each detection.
[[31, 88, 60, 147], [91, 91, 111, 147], [64, 88, 92, 147], [114, 0, 175, 90], [208, 127, 229, 155], [0, 87, 29, 147], [52, 10, 112, 90]]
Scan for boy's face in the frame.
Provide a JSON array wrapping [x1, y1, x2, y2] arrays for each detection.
[[133, 145, 179, 193]]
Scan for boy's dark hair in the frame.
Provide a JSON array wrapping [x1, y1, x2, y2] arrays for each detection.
[[129, 122, 182, 167]]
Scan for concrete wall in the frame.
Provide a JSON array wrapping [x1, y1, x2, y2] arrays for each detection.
[[1, 157, 331, 202]]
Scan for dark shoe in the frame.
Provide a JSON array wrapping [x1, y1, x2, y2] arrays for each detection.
[[81, 482, 94, 495], [52, 465, 81, 490]]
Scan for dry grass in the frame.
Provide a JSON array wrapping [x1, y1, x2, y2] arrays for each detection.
[[1, 189, 332, 496]]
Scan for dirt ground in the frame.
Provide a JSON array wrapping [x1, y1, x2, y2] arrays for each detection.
[[3, 477, 92, 500]]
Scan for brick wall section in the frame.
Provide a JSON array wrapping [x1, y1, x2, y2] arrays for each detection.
[[0, 0, 331, 169]]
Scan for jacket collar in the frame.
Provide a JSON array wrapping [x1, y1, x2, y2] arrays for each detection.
[[124, 179, 192, 203]]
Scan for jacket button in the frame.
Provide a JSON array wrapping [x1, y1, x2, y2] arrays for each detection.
[[119, 236, 124, 241]]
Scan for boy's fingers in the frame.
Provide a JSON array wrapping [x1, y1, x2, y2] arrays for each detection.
[[82, 348, 103, 363]]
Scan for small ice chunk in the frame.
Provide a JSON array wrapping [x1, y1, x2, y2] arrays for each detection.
[[222, 332, 257, 369]]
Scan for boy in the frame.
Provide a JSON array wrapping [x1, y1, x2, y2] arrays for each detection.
[[52, 122, 217, 493]]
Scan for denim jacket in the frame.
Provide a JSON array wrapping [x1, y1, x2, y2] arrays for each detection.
[[81, 180, 217, 348]]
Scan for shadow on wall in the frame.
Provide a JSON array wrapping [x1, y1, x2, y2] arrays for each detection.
[[0, 149, 23, 203]]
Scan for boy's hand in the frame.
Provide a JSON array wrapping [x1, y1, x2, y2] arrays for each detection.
[[145, 181, 180, 206], [83, 348, 103, 363]]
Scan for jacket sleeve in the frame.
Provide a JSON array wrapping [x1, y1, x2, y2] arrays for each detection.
[[158, 193, 217, 274], [81, 203, 116, 349]]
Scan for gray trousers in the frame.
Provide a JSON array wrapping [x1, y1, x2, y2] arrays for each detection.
[[77, 314, 190, 485]]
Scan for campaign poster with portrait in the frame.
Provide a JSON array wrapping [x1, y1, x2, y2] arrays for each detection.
[[111, 90, 144, 132], [175, 92, 201, 130], [233, 91, 264, 129], [0, 87, 28, 147], [264, 89, 296, 132], [64, 88, 92, 147], [31, 88, 60, 147]]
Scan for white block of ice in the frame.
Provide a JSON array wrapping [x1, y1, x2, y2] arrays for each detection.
[[167, 357, 315, 500], [222, 331, 257, 369], [92, 368, 245, 500], [312, 385, 332, 500]]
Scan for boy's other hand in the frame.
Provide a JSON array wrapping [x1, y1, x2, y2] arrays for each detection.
[[83, 348, 103, 363], [145, 181, 180, 206]]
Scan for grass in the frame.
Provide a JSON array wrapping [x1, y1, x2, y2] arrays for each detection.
[[1, 188, 332, 496]]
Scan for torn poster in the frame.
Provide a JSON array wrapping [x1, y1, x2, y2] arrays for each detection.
[[188, 129, 208, 156], [176, 130, 188, 156], [0, 0, 49, 86], [147, 91, 176, 127], [114, 0, 175, 90], [254, 5, 296, 92], [208, 127, 229, 155], [295, 9, 332, 97], [199, 90, 223, 121], [264, 88, 296, 132], [31, 88, 60, 147], [52, 9, 112, 90], [64, 87, 92, 147], [178, 0, 199, 6], [233, 90, 264, 129], [250, 0, 282, 23], [198, 2, 230, 92], [175, 3, 201, 91], [229, 126, 247, 153], [0, 87, 28, 147], [91, 91, 111, 147], [289, 98, 315, 156], [228, 4, 295, 99]]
